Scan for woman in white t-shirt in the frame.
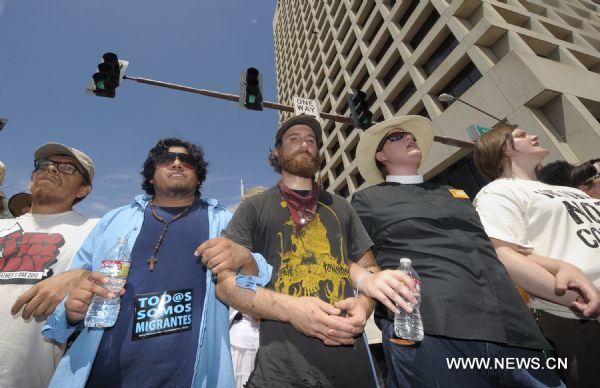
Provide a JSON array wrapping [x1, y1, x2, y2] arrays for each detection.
[[473, 122, 600, 388]]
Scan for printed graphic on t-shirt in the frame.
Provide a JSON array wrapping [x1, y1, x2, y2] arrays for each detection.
[[132, 288, 193, 340], [533, 188, 600, 249], [275, 201, 351, 304], [0, 223, 64, 284]]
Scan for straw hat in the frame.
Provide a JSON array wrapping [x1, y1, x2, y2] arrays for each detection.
[[356, 115, 434, 186]]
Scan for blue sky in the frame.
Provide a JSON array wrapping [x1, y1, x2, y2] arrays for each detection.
[[0, 0, 280, 216]]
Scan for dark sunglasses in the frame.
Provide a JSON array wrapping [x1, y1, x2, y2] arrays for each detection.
[[34, 158, 89, 182], [154, 152, 196, 169], [376, 132, 416, 152]]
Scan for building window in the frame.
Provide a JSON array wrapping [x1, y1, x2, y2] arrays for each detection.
[[339, 100, 349, 115], [409, 10, 440, 49], [391, 82, 416, 112], [354, 172, 365, 188], [323, 121, 335, 137], [416, 107, 430, 119], [330, 138, 340, 156], [367, 91, 377, 106], [382, 56, 404, 86], [335, 162, 345, 178], [348, 52, 360, 73], [348, 141, 359, 159], [358, 2, 377, 27], [341, 124, 354, 138], [373, 35, 394, 64], [396, 0, 419, 27], [354, 72, 370, 91], [338, 183, 350, 198], [366, 17, 384, 45], [321, 175, 329, 190], [442, 62, 482, 98], [423, 34, 459, 76]]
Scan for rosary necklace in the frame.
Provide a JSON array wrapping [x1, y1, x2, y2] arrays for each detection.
[[147, 200, 194, 271]]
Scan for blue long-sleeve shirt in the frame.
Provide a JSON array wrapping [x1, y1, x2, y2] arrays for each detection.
[[42, 195, 272, 388]]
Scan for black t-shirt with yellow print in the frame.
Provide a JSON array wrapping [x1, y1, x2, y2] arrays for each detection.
[[225, 185, 376, 388]]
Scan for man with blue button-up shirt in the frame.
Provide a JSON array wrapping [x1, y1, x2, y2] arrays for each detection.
[[42, 138, 270, 388]]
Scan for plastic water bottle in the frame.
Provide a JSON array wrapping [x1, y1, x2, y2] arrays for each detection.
[[394, 258, 424, 343], [85, 238, 131, 328]]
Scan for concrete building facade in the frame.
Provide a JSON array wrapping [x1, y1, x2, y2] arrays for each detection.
[[273, 0, 600, 197]]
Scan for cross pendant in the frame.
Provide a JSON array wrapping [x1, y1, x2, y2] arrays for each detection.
[[148, 255, 157, 271]]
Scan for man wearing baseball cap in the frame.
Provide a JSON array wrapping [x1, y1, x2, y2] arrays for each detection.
[[0, 142, 98, 388], [216, 115, 417, 387], [351, 116, 564, 387]]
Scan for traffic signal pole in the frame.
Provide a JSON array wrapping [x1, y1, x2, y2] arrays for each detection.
[[123, 75, 474, 149]]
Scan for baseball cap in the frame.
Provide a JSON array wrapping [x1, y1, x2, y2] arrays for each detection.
[[34, 142, 95, 183], [275, 115, 323, 147]]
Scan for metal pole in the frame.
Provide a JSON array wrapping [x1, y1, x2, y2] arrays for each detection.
[[454, 97, 504, 123], [124, 75, 352, 123], [124, 75, 474, 149]]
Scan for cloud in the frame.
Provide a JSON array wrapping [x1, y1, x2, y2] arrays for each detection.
[[0, 1, 5, 16], [87, 201, 112, 212], [251, 19, 257, 24], [205, 174, 240, 183], [104, 171, 138, 180]]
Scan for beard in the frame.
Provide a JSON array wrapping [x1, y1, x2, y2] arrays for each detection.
[[31, 187, 59, 206], [165, 183, 197, 198], [30, 180, 63, 206], [279, 149, 319, 178]]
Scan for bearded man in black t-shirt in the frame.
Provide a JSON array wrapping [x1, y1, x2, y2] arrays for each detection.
[[217, 115, 417, 388]]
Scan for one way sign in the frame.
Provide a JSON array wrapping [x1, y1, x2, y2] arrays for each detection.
[[293, 97, 320, 120]]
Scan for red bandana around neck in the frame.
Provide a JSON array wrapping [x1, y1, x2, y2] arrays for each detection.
[[278, 180, 319, 234]]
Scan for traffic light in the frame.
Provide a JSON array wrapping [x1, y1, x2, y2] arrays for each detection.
[[91, 53, 127, 98], [240, 67, 263, 111], [0, 118, 7, 131], [347, 91, 373, 129]]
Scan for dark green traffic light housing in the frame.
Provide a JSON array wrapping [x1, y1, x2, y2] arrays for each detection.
[[347, 91, 373, 129], [240, 67, 263, 111], [91, 52, 126, 98]]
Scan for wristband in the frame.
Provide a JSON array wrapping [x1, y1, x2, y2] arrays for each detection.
[[235, 273, 259, 291], [354, 271, 374, 297]]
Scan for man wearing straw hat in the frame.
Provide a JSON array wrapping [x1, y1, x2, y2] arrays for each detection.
[[351, 116, 564, 387]]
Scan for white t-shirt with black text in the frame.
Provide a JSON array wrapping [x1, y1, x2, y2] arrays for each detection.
[[474, 178, 600, 319]]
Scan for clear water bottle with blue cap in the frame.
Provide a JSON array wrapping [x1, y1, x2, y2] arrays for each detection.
[[394, 258, 424, 343], [85, 238, 131, 328]]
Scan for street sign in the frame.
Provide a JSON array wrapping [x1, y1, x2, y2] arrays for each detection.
[[466, 124, 490, 141], [293, 96, 320, 119]]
